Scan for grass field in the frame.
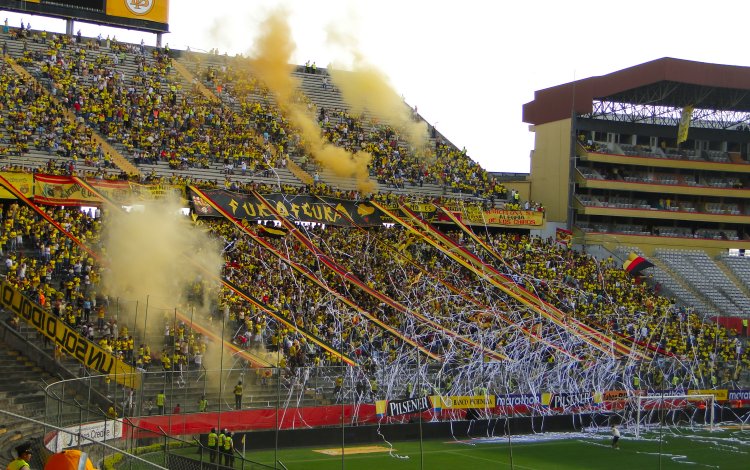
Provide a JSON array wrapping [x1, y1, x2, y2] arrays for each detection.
[[166, 426, 750, 469]]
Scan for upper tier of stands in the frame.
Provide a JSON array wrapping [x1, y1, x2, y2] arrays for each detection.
[[2, 31, 302, 190], [178, 49, 508, 203], [0, 27, 511, 206], [588, 140, 741, 164]]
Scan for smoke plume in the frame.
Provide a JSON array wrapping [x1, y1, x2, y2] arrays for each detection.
[[247, 8, 376, 194], [100, 197, 223, 330], [325, 25, 429, 150]]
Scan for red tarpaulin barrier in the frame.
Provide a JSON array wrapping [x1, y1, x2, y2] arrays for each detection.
[[710, 316, 746, 336], [125, 404, 377, 437]]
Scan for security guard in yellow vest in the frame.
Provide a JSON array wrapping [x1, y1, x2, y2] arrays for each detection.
[[218, 428, 226, 456], [207, 428, 218, 463], [6, 444, 32, 470], [156, 391, 166, 415], [198, 395, 208, 413], [223, 431, 234, 467], [233, 381, 243, 409]]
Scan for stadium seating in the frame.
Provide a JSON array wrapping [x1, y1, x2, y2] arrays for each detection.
[[653, 249, 750, 316]]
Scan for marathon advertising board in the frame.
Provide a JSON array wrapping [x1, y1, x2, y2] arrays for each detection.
[[192, 190, 385, 227], [46, 420, 123, 453], [728, 390, 750, 402], [387, 396, 431, 417], [643, 389, 680, 398], [600, 390, 646, 402], [541, 392, 596, 409], [492, 393, 539, 413], [0, 281, 140, 388]]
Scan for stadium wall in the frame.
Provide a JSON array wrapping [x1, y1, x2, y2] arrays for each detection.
[[530, 119, 572, 223], [582, 232, 750, 255], [197, 409, 741, 451]]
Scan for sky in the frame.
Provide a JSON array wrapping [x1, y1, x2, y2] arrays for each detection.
[[3, 0, 749, 174]]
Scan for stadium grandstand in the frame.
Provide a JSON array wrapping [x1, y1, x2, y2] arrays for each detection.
[[0, 2, 748, 470]]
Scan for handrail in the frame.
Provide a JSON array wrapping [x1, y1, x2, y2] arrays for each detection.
[[0, 409, 167, 470]]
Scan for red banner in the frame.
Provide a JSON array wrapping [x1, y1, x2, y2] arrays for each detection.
[[125, 405, 376, 437]]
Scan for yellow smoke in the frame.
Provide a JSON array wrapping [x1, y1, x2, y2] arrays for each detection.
[[100, 196, 223, 334], [247, 8, 376, 193], [325, 26, 428, 150]]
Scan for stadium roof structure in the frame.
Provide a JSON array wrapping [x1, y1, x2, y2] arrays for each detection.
[[522, 57, 750, 127]]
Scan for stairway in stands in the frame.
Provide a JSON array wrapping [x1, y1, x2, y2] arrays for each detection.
[[0, 334, 52, 458]]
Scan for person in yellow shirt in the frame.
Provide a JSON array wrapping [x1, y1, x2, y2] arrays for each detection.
[[233, 381, 243, 409]]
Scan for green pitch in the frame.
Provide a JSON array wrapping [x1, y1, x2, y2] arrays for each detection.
[[168, 428, 750, 470]]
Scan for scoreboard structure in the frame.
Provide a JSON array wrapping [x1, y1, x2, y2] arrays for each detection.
[[0, 0, 169, 33]]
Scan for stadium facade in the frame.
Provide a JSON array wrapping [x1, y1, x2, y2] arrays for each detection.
[[524, 57, 750, 253]]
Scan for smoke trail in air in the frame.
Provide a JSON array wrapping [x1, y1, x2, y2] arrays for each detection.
[[325, 24, 428, 151], [100, 196, 223, 342], [247, 8, 376, 194]]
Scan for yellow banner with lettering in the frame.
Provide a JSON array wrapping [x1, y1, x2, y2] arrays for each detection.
[[106, 0, 169, 24], [688, 389, 728, 401], [431, 395, 496, 409], [30, 175, 182, 205], [0, 281, 140, 388], [90, 180, 183, 204], [0, 172, 33, 199], [464, 208, 544, 227]]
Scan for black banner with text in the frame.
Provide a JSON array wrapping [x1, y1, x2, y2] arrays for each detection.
[[191, 190, 386, 227]]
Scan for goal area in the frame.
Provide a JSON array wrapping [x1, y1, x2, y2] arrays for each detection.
[[632, 394, 716, 438]]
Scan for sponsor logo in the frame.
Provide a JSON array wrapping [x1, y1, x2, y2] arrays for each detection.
[[543, 392, 594, 408], [728, 390, 750, 401], [602, 390, 644, 401], [47, 420, 122, 453], [387, 397, 430, 416], [688, 389, 728, 401], [432, 395, 497, 409], [495, 394, 539, 407], [125, 0, 154, 16]]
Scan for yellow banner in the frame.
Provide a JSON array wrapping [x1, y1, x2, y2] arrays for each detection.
[[90, 180, 183, 204], [431, 395, 496, 409], [29, 175, 182, 205], [34, 175, 99, 205], [688, 389, 728, 401], [106, 0, 169, 24], [677, 105, 694, 144], [0, 172, 33, 199], [0, 281, 140, 388], [406, 202, 436, 214], [466, 209, 544, 227]]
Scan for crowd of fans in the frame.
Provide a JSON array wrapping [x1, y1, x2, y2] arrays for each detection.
[[478, 232, 748, 388], [1, 181, 749, 413]]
